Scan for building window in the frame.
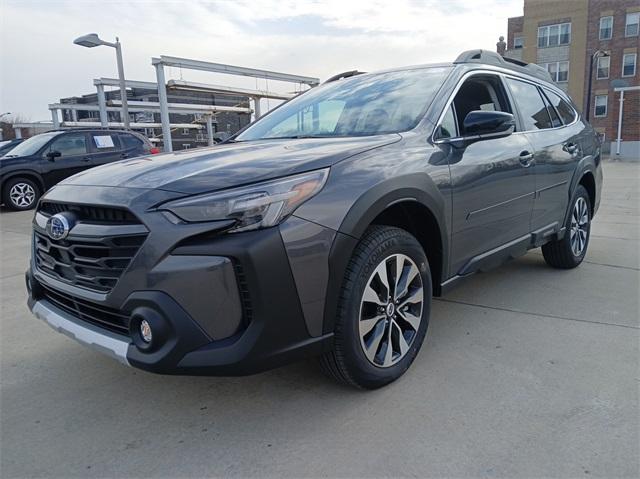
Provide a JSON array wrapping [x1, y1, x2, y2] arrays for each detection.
[[599, 16, 613, 40], [626, 12, 639, 37], [594, 95, 608, 117], [546, 61, 569, 82], [596, 56, 610, 79], [514, 36, 524, 49], [538, 23, 571, 48], [622, 53, 637, 77]]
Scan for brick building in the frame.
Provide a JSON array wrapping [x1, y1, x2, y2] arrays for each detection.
[[505, 0, 639, 158]]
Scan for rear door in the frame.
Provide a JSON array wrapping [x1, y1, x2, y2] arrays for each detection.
[[41, 132, 91, 187], [88, 132, 125, 167], [529, 88, 583, 231]]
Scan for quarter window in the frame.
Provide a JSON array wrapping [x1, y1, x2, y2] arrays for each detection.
[[599, 16, 613, 40], [622, 53, 637, 77], [120, 134, 144, 150], [594, 95, 608, 117], [545, 61, 569, 83], [538, 23, 571, 48], [596, 56, 610, 79], [49, 134, 88, 157], [435, 105, 458, 140], [626, 12, 639, 37], [545, 90, 577, 125], [505, 78, 553, 130]]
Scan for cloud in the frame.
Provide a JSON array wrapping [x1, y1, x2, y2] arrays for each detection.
[[0, 0, 522, 119]]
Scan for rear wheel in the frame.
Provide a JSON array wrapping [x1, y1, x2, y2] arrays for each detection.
[[2, 177, 40, 211], [542, 185, 591, 269], [319, 225, 431, 389]]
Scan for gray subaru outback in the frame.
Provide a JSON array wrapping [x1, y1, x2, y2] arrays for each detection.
[[26, 50, 602, 389]]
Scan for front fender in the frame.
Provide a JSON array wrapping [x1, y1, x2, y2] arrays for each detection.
[[308, 173, 450, 335], [0, 169, 45, 192]]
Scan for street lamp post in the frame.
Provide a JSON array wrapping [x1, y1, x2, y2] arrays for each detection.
[[73, 33, 130, 128], [585, 49, 610, 122]]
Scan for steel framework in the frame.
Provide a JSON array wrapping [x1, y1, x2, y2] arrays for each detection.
[[151, 56, 319, 151]]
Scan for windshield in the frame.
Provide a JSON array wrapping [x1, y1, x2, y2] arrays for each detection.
[[236, 66, 452, 141], [4, 132, 61, 157]]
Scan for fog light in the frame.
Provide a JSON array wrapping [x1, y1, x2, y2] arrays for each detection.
[[140, 319, 152, 343]]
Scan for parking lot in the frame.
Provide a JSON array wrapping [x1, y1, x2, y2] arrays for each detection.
[[0, 160, 638, 478]]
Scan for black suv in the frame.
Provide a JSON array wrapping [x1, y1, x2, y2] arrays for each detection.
[[1, 128, 156, 210], [26, 51, 602, 389]]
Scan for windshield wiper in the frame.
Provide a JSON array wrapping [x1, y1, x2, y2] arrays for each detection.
[[260, 134, 334, 140]]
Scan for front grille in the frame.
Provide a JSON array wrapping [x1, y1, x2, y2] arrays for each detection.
[[40, 202, 138, 224], [35, 231, 146, 293], [34, 202, 146, 293], [41, 285, 130, 335]]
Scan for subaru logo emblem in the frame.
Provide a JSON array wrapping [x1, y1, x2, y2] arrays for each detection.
[[46, 213, 71, 241]]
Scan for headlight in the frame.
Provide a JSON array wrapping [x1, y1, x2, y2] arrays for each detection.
[[159, 168, 329, 232]]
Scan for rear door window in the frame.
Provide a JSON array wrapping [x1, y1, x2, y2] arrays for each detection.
[[90, 133, 120, 152], [505, 78, 553, 130]]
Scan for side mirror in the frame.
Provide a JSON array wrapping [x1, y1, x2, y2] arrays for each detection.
[[463, 111, 515, 139], [46, 150, 62, 160]]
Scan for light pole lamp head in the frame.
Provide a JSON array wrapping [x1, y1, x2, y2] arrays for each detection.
[[73, 33, 104, 48]]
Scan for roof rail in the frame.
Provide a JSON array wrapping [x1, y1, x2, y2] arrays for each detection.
[[454, 49, 553, 83], [324, 70, 366, 83]]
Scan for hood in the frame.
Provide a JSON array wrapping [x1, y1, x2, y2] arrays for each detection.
[[63, 135, 400, 194]]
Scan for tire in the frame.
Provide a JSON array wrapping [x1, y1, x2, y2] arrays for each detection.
[[319, 225, 432, 389], [542, 185, 591, 269], [2, 177, 40, 211]]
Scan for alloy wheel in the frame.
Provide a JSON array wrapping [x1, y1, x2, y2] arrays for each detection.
[[9, 182, 36, 208], [570, 196, 589, 257], [358, 253, 424, 368]]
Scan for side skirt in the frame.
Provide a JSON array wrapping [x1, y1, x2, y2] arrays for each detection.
[[440, 222, 562, 296]]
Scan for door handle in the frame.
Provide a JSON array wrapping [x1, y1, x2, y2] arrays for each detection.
[[519, 151, 534, 167], [81, 157, 91, 162], [120, 153, 128, 159]]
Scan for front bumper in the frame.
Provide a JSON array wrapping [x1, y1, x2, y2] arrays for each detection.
[[27, 189, 335, 375], [30, 298, 130, 365]]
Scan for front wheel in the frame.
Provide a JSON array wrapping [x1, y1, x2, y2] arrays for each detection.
[[319, 225, 432, 389], [542, 185, 591, 269], [2, 177, 40, 211]]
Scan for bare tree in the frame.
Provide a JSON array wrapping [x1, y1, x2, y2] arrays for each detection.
[[1, 113, 31, 140]]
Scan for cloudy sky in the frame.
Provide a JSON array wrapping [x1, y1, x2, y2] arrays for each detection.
[[0, 0, 523, 121]]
